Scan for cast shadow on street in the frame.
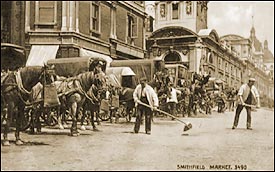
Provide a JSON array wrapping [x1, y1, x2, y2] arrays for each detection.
[[26, 131, 93, 136], [1, 139, 50, 146]]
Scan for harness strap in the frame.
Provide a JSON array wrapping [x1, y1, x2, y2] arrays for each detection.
[[15, 71, 31, 95]]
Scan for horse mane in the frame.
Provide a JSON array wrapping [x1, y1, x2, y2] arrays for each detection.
[[74, 72, 94, 91], [20, 66, 44, 91]]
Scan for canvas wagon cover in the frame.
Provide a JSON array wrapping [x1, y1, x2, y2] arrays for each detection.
[[47, 57, 106, 77], [1, 43, 26, 70], [106, 67, 135, 84]]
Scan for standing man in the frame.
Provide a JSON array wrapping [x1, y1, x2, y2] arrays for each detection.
[[232, 78, 260, 130], [133, 77, 159, 135], [166, 83, 181, 119]]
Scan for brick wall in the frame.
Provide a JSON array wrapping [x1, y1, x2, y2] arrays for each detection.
[[116, 5, 127, 42], [100, 4, 111, 42], [79, 1, 90, 36]]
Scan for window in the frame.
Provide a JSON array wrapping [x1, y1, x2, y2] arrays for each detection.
[[127, 14, 137, 39], [185, 1, 192, 15], [172, 3, 179, 19], [225, 62, 228, 72], [208, 53, 213, 64], [90, 2, 100, 33], [218, 58, 222, 69], [35, 1, 57, 26], [160, 4, 166, 18]]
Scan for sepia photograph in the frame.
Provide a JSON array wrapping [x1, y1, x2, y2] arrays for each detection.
[[1, 1, 274, 171]]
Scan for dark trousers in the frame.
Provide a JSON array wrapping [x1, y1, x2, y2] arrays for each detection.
[[233, 104, 252, 128], [134, 105, 152, 133], [167, 102, 176, 117]]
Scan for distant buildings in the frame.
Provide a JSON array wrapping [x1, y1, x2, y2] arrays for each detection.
[[145, 1, 274, 105]]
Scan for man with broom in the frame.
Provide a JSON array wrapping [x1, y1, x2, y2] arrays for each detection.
[[232, 78, 260, 130], [133, 77, 159, 135]]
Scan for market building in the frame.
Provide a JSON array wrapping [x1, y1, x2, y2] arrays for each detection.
[[23, 1, 147, 66], [146, 1, 274, 105]]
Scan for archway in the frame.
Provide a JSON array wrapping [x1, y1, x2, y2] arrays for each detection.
[[164, 51, 181, 62]]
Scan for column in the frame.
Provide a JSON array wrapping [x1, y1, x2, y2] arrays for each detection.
[[75, 1, 79, 33], [68, 1, 74, 31], [35, 1, 39, 29], [61, 1, 67, 31], [25, 1, 30, 32], [110, 2, 117, 39]]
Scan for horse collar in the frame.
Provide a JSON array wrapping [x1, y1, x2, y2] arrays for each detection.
[[15, 71, 31, 95]]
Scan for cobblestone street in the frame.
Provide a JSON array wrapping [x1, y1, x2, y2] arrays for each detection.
[[1, 108, 274, 171]]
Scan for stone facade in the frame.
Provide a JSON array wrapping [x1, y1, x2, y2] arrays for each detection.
[[146, 1, 274, 103], [24, 1, 146, 60]]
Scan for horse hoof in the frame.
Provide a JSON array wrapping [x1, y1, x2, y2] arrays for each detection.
[[15, 140, 24, 145], [93, 128, 100, 132], [80, 125, 86, 131], [71, 133, 78, 137], [2, 140, 10, 146], [59, 125, 64, 130], [85, 126, 93, 130]]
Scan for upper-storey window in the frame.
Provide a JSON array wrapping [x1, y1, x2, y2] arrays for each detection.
[[160, 3, 166, 19], [35, 1, 57, 27], [90, 2, 100, 34], [127, 14, 137, 39], [185, 1, 192, 15], [172, 3, 179, 20]]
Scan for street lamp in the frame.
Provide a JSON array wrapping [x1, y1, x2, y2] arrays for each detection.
[[152, 40, 159, 57]]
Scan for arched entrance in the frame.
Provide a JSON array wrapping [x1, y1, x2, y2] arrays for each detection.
[[164, 51, 181, 62]]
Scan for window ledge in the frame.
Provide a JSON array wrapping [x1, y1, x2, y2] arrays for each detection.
[[34, 22, 57, 26], [91, 30, 101, 36]]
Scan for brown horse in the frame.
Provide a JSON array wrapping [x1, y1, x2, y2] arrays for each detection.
[[55, 71, 107, 136], [1, 66, 53, 146]]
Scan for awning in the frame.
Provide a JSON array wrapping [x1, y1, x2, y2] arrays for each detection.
[[80, 48, 112, 67], [26, 45, 59, 66]]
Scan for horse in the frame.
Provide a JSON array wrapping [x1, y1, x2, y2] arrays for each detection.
[[1, 65, 53, 146], [80, 79, 107, 131], [188, 72, 212, 115], [55, 71, 107, 136]]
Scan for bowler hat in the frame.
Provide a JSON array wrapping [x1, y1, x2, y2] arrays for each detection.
[[140, 77, 147, 82], [249, 78, 256, 82]]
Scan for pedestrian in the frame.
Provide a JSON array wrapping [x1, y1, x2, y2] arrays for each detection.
[[133, 77, 159, 135], [232, 78, 260, 130], [166, 83, 181, 120]]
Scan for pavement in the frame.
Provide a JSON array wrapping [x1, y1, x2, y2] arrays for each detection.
[[1, 108, 274, 171]]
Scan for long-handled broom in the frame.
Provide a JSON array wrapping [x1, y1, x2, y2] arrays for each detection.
[[137, 101, 192, 132]]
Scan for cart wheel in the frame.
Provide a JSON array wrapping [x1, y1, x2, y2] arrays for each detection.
[[98, 110, 110, 121], [42, 108, 59, 126]]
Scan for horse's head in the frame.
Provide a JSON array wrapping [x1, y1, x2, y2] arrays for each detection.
[[94, 72, 108, 98], [39, 64, 56, 85]]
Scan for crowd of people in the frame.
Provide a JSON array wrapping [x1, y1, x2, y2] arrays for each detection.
[[149, 68, 240, 119]]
